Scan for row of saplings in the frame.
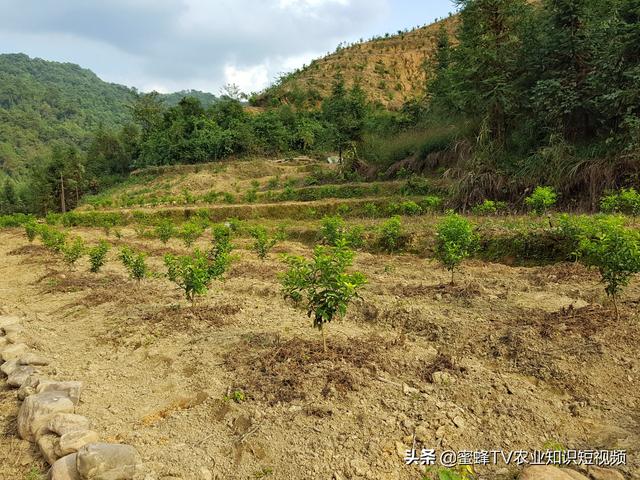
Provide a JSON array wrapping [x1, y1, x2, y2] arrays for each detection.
[[23, 212, 640, 351]]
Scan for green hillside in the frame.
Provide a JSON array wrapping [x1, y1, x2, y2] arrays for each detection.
[[159, 90, 219, 108], [0, 53, 137, 174]]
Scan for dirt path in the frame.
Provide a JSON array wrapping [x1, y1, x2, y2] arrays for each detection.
[[1, 228, 638, 480]]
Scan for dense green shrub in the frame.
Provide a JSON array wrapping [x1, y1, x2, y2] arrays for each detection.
[[210, 223, 234, 265], [363, 202, 379, 218], [202, 191, 220, 203], [399, 200, 423, 216], [525, 186, 557, 215], [211, 222, 233, 246], [120, 246, 148, 282], [435, 214, 477, 283], [249, 226, 278, 260], [600, 188, 640, 216], [471, 199, 508, 216], [281, 239, 366, 351], [45, 213, 62, 225], [419, 196, 443, 212], [336, 204, 351, 216], [319, 215, 345, 246], [61, 237, 85, 268], [40, 226, 67, 253], [88, 240, 110, 273], [24, 219, 39, 242], [318, 215, 363, 248], [225, 218, 245, 233], [400, 175, 432, 196], [179, 221, 205, 247], [377, 215, 403, 252], [0, 213, 32, 228], [243, 188, 258, 203], [155, 219, 176, 244], [573, 218, 640, 319], [164, 247, 231, 306], [344, 225, 365, 249]]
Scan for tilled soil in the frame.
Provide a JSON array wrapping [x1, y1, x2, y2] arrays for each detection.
[[0, 227, 638, 480]]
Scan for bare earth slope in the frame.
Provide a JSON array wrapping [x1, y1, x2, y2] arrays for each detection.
[[254, 17, 457, 110]]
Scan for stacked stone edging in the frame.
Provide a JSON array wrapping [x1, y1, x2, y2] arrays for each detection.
[[0, 313, 144, 480]]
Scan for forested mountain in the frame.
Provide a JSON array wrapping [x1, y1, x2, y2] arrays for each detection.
[[159, 90, 219, 108], [0, 53, 137, 174], [0, 54, 222, 175]]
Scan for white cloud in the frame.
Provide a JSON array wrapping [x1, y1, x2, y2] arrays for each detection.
[[0, 0, 387, 94], [223, 63, 270, 93]]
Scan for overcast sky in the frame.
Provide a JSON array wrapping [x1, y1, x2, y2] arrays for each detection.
[[0, 0, 456, 95]]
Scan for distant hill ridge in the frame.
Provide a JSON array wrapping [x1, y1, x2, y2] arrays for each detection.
[[254, 15, 457, 110]]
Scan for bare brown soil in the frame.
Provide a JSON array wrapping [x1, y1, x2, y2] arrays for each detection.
[[0, 227, 638, 480]]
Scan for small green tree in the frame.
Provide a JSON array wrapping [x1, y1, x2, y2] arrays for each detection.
[[88, 240, 110, 273], [120, 246, 148, 282], [24, 219, 39, 243], [435, 213, 477, 284], [600, 188, 640, 216], [319, 215, 364, 248], [471, 199, 508, 216], [179, 221, 205, 247], [61, 237, 85, 268], [211, 223, 233, 247], [249, 226, 278, 260], [281, 239, 366, 351], [525, 186, 557, 215], [155, 219, 176, 244], [378, 215, 403, 252], [319, 215, 345, 246], [40, 226, 67, 253], [164, 246, 232, 307], [578, 221, 640, 320]]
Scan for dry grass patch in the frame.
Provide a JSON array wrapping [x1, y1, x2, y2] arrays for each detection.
[[34, 269, 120, 294], [225, 334, 396, 405], [142, 303, 243, 331], [8, 244, 49, 257]]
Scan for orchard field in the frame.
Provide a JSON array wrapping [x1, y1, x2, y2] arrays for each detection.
[[1, 158, 639, 480]]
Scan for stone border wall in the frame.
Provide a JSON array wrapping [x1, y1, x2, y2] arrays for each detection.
[[0, 313, 145, 480]]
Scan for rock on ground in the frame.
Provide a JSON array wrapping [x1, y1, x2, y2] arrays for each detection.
[[588, 466, 626, 480], [19, 352, 51, 366], [431, 371, 456, 385], [37, 380, 84, 405], [18, 391, 75, 442], [76, 443, 141, 480], [5, 329, 24, 343], [3, 323, 24, 336], [48, 453, 81, 480], [56, 430, 100, 457], [7, 365, 36, 387], [0, 342, 28, 361], [0, 315, 20, 330], [47, 414, 90, 436], [38, 433, 61, 465], [519, 466, 589, 480], [0, 358, 19, 376], [18, 374, 41, 400]]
